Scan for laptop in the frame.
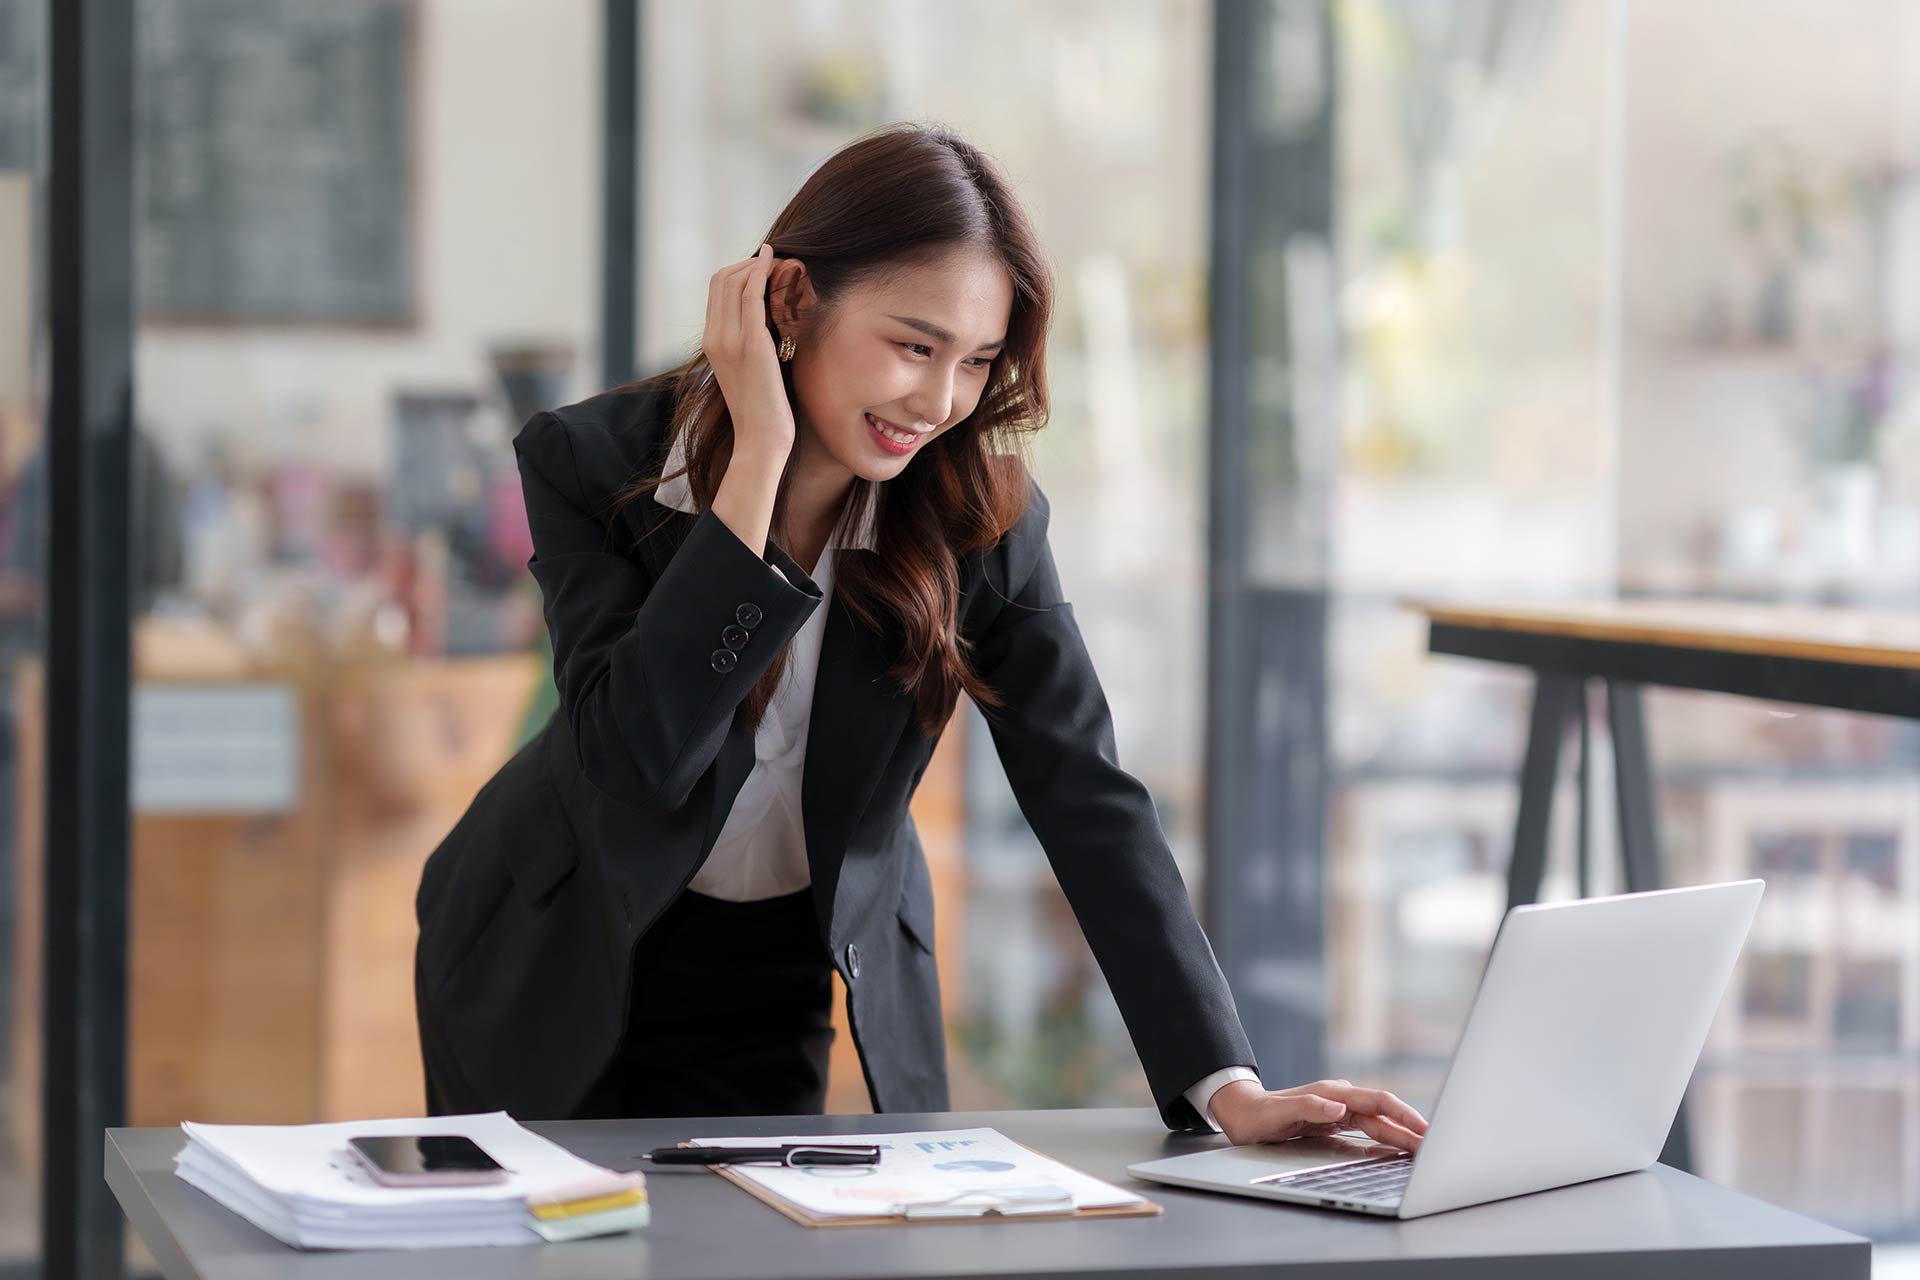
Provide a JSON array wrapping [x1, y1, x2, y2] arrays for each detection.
[[1129, 878, 1765, 1219]]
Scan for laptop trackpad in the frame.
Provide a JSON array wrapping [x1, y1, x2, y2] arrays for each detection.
[[1127, 1132, 1411, 1202], [1236, 1133, 1404, 1179], [1134, 1133, 1403, 1185]]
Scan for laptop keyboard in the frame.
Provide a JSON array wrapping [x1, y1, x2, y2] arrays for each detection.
[[1256, 1155, 1415, 1205]]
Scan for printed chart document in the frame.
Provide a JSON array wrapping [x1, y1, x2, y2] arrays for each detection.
[[688, 1127, 1159, 1226]]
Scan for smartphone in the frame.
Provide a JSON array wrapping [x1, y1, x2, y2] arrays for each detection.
[[346, 1134, 509, 1187]]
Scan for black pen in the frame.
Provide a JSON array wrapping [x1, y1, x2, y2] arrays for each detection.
[[640, 1143, 883, 1168]]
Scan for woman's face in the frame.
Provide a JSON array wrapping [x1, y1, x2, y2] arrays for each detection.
[[773, 246, 1014, 485]]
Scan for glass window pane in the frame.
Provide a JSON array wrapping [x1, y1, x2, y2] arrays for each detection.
[[126, 15, 597, 1271], [1324, 0, 1615, 1107], [1620, 0, 1920, 1240], [1321, 0, 1920, 1247], [0, 0, 42, 1267], [641, 0, 1212, 1111]]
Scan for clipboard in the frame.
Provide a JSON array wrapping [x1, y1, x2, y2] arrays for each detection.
[[686, 1133, 1162, 1228]]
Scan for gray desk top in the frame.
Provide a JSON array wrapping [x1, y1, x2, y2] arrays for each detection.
[[107, 1107, 1869, 1280]]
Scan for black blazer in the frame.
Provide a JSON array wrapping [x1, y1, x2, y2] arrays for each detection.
[[413, 382, 1255, 1127]]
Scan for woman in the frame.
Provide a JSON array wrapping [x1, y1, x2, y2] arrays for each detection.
[[413, 123, 1427, 1151]]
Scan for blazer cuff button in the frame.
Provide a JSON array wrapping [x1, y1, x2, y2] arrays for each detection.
[[736, 602, 762, 630], [722, 623, 750, 651], [710, 648, 738, 674]]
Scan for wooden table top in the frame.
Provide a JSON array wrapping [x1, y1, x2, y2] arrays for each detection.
[[1410, 599, 1920, 671]]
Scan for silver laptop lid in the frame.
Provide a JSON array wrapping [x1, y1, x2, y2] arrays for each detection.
[[1398, 878, 1764, 1218]]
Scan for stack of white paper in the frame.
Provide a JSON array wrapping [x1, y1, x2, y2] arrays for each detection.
[[173, 1111, 639, 1250]]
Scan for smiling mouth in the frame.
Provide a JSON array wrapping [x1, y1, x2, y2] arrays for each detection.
[[866, 413, 923, 445]]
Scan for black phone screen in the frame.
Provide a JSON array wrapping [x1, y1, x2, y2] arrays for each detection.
[[347, 1134, 504, 1176]]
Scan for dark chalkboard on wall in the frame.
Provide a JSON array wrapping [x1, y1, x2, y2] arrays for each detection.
[[137, 0, 415, 327]]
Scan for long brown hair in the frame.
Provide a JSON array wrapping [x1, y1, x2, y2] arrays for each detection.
[[610, 123, 1054, 738]]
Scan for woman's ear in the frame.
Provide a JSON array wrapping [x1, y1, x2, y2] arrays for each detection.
[[767, 257, 812, 335]]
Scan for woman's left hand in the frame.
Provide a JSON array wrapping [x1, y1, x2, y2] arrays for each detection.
[[1206, 1078, 1429, 1152]]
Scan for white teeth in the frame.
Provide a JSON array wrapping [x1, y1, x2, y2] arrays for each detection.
[[867, 413, 915, 444]]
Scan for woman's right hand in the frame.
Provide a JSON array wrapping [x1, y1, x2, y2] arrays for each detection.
[[703, 243, 796, 461], [1209, 1078, 1428, 1153]]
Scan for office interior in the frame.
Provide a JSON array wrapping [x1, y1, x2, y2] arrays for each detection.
[[4, 0, 1920, 1274]]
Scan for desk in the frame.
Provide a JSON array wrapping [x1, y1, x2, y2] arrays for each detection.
[[106, 1106, 1867, 1279], [1419, 597, 1920, 902], [1416, 598, 1920, 1172]]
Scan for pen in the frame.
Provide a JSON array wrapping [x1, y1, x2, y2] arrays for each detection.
[[641, 1143, 882, 1167], [640, 1143, 882, 1168]]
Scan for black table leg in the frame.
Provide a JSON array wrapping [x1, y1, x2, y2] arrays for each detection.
[[1607, 680, 1665, 895], [1508, 673, 1582, 911], [1577, 686, 1591, 900], [1604, 678, 1694, 1172]]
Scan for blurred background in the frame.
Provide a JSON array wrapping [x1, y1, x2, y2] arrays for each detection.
[[7, 0, 1920, 1274]]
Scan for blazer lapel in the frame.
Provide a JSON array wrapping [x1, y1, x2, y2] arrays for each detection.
[[801, 587, 915, 942]]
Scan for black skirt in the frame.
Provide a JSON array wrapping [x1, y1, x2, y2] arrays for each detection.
[[564, 883, 836, 1120]]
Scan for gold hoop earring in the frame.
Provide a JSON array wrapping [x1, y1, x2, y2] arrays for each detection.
[[777, 335, 796, 362]]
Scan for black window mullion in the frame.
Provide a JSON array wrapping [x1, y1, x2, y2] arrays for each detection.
[[45, 0, 133, 1275], [600, 0, 640, 389], [1205, 0, 1339, 1091]]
